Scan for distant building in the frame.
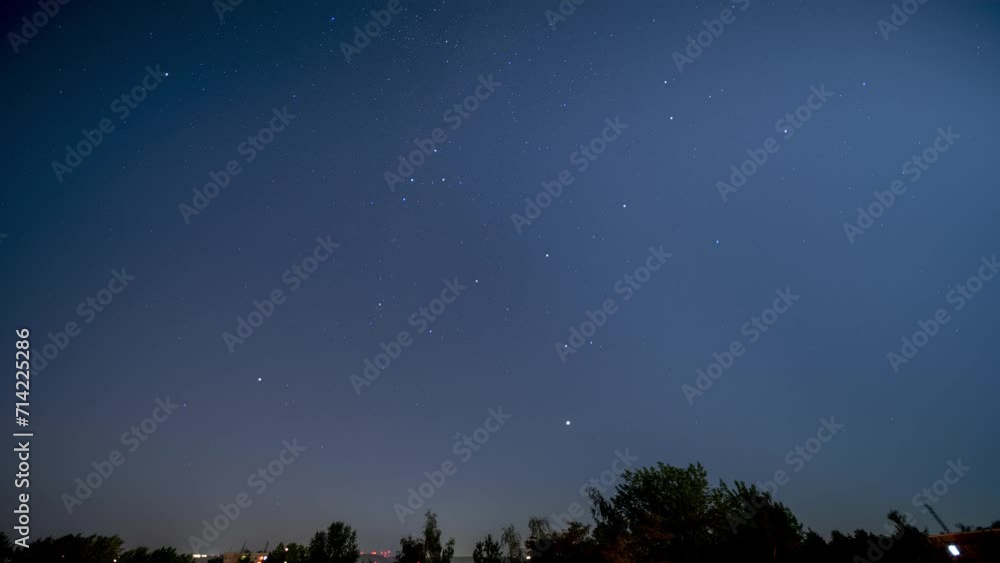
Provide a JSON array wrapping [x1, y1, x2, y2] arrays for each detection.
[[927, 528, 1000, 562], [221, 552, 268, 563]]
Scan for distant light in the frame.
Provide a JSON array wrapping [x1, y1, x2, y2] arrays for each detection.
[[565, 420, 571, 426], [948, 545, 960, 556], [257, 377, 262, 382]]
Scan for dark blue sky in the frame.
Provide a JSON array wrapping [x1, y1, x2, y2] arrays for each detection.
[[2, 0, 998, 555]]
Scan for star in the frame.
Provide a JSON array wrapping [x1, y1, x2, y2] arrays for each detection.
[[565, 420, 572, 426]]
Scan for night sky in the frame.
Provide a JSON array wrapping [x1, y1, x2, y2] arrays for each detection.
[[2, 0, 999, 556]]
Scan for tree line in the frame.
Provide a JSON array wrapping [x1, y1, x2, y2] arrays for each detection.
[[5, 460, 997, 562]]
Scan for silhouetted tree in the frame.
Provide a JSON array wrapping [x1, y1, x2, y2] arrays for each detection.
[[306, 522, 358, 563], [270, 541, 310, 563], [0, 533, 11, 563], [309, 531, 327, 562], [394, 536, 423, 563], [119, 546, 191, 563], [525, 516, 552, 558], [525, 521, 599, 563], [473, 533, 502, 563], [711, 480, 804, 562], [589, 462, 717, 561], [421, 511, 455, 563], [499, 524, 524, 563], [394, 511, 455, 563], [12, 534, 124, 562]]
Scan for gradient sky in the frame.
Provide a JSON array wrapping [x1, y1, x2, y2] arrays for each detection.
[[2, 0, 999, 556]]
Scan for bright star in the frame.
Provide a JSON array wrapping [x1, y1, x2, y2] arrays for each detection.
[[565, 420, 571, 426]]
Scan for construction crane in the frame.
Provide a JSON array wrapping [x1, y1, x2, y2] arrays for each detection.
[[924, 502, 952, 534]]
